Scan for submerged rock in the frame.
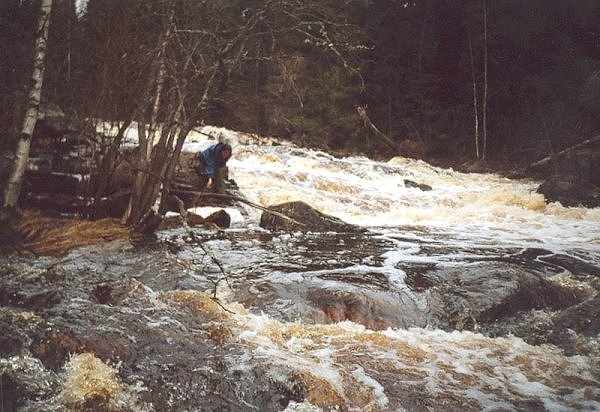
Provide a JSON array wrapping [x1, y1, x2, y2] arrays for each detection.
[[259, 201, 364, 233], [426, 262, 589, 329], [553, 295, 600, 336], [404, 179, 432, 191]]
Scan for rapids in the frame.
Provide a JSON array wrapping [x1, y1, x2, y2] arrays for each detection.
[[181, 126, 600, 410], [4, 125, 600, 411]]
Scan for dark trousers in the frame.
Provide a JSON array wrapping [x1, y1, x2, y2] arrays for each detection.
[[196, 166, 229, 194]]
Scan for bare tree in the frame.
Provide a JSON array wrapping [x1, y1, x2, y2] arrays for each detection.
[[2, 0, 53, 218], [91, 0, 366, 238]]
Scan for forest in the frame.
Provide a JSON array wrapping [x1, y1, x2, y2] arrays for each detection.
[[3, 0, 600, 160]]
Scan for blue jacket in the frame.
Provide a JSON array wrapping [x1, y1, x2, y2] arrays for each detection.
[[197, 143, 230, 177]]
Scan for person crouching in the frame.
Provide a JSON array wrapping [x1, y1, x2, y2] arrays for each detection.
[[195, 142, 232, 194]]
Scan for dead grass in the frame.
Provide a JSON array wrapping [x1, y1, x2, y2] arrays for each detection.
[[15, 210, 128, 256], [61, 353, 123, 408], [294, 371, 346, 409], [161, 290, 233, 320]]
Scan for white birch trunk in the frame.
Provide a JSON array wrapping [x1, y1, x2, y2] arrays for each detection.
[[468, 33, 480, 160], [3, 0, 53, 210], [482, 0, 488, 161]]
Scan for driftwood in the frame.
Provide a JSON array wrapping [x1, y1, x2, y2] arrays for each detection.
[[528, 135, 600, 171], [356, 105, 400, 152]]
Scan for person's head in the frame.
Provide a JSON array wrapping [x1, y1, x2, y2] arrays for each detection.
[[220, 144, 232, 161]]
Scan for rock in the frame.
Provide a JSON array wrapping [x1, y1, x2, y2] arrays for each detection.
[[537, 175, 600, 207], [427, 263, 586, 329], [0, 285, 62, 310], [259, 201, 363, 233], [539, 254, 600, 277], [0, 357, 59, 410], [553, 295, 600, 336], [461, 159, 488, 173], [204, 209, 231, 229], [404, 179, 432, 191], [160, 210, 231, 230], [533, 147, 600, 207]]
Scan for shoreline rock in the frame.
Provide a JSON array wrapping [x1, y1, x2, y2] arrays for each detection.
[[259, 201, 364, 233]]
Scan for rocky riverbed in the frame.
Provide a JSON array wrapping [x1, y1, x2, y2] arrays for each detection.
[[2, 127, 600, 411]]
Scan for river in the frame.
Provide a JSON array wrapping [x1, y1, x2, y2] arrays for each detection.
[[3, 125, 600, 411]]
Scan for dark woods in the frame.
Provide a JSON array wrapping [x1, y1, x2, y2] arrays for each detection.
[[2, 0, 600, 167]]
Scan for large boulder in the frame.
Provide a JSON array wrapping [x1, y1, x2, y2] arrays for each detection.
[[533, 147, 600, 207], [553, 295, 600, 336], [537, 175, 600, 208], [259, 201, 364, 233], [426, 263, 589, 329]]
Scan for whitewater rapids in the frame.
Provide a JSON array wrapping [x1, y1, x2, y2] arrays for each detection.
[[91, 123, 600, 410]]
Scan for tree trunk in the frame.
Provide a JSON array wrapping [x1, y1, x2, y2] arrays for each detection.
[[468, 32, 480, 160], [482, 0, 488, 161], [2, 0, 53, 213], [124, 8, 173, 225]]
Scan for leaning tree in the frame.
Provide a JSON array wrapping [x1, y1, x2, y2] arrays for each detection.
[[1, 0, 53, 220], [83, 0, 365, 239]]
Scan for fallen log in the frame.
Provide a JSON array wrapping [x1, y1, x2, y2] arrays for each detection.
[[356, 105, 400, 153], [528, 135, 600, 172], [174, 189, 305, 227]]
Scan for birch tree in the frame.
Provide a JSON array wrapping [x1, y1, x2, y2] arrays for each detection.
[[2, 0, 53, 217], [482, 0, 489, 160]]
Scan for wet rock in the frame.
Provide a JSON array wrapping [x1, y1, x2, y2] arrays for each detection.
[[402, 263, 438, 292], [31, 330, 84, 371], [553, 295, 600, 336], [404, 179, 432, 191], [481, 310, 556, 346], [160, 214, 188, 230], [0, 373, 19, 411], [306, 288, 407, 330], [428, 263, 586, 329], [537, 175, 600, 208], [0, 310, 32, 357], [91, 283, 114, 305], [0, 356, 59, 408], [31, 326, 133, 372], [540, 254, 600, 277], [204, 209, 231, 229], [549, 328, 579, 355], [0, 285, 62, 310], [260, 201, 364, 233], [160, 210, 231, 230]]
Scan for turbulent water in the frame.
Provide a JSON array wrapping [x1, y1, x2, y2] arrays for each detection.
[[180, 127, 600, 410], [4, 125, 600, 411]]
